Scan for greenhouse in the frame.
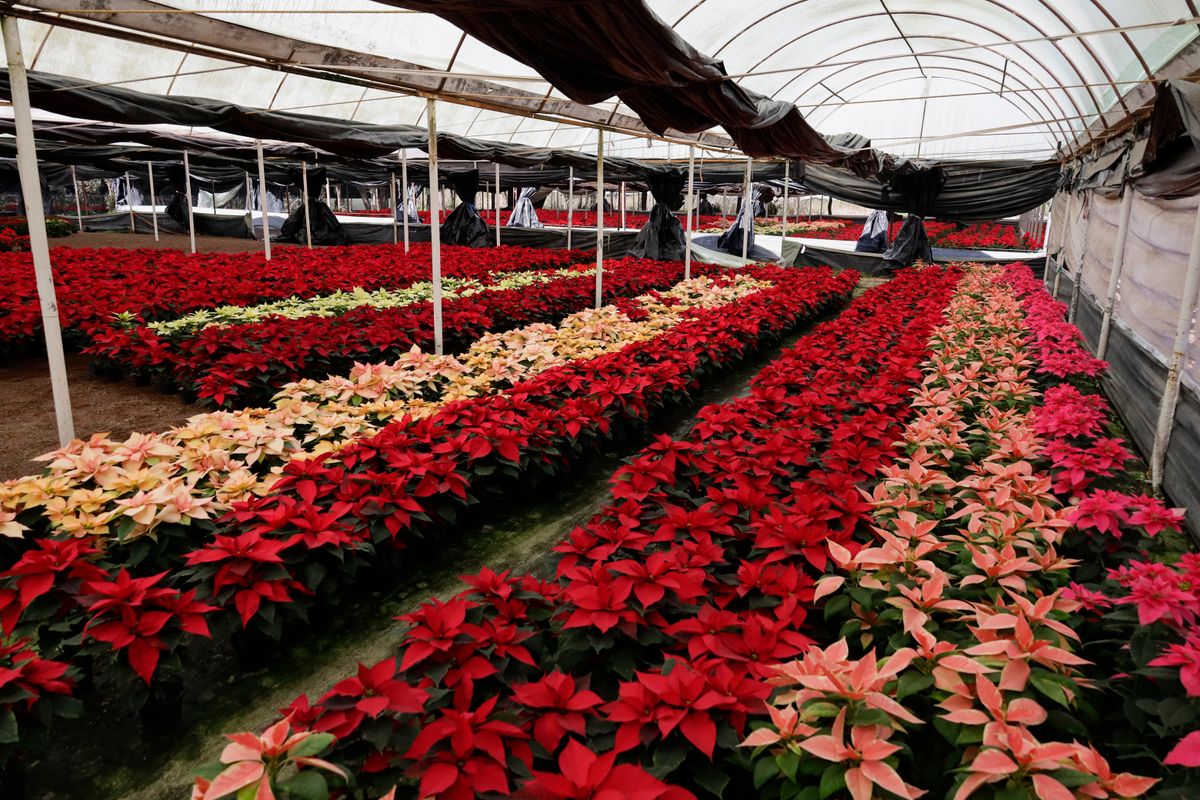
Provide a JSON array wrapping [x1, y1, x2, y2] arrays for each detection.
[[1, 1, 1200, 799]]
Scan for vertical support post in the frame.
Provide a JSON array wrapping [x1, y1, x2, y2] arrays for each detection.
[[390, 170, 398, 245], [301, 161, 312, 249], [1097, 186, 1134, 359], [620, 181, 627, 229], [595, 128, 605, 310], [2, 15, 73, 445], [183, 150, 196, 254], [567, 167, 574, 250], [147, 161, 159, 241], [125, 171, 135, 233], [325, 177, 331, 205], [255, 139, 271, 261], [70, 165, 84, 232], [1052, 193, 1073, 299], [685, 145, 695, 281], [427, 98, 444, 356], [400, 149, 410, 253], [741, 156, 752, 260], [1068, 193, 1093, 323], [1151, 201, 1200, 491], [494, 162, 501, 247], [780, 160, 790, 254]]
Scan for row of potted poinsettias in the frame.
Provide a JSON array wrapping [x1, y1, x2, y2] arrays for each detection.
[[194, 261, 1192, 800], [0, 263, 857, 780]]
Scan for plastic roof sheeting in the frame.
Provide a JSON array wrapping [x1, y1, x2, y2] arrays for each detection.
[[2, 1, 1198, 161]]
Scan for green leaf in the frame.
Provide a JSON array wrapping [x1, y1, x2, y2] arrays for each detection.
[[289, 732, 335, 758], [818, 764, 846, 799], [280, 771, 329, 800], [896, 671, 934, 700], [753, 755, 779, 790], [695, 764, 730, 798], [777, 750, 801, 782], [800, 701, 842, 722], [0, 709, 17, 744], [1030, 672, 1071, 708], [1161, 700, 1197, 729], [648, 742, 687, 779]]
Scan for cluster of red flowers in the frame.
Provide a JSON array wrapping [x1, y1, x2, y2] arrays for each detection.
[[0, 637, 76, 769], [88, 258, 703, 408], [0, 243, 583, 357], [195, 266, 955, 799], [933, 222, 1043, 251]]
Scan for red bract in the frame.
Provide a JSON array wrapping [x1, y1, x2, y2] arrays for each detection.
[[0, 538, 107, 628], [519, 738, 696, 800], [510, 672, 603, 753]]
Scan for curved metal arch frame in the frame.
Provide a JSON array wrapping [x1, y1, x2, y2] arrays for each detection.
[[782, 38, 1080, 146], [774, 30, 1078, 144], [735, 7, 1102, 128], [675, 0, 1122, 121], [806, 68, 1062, 153]]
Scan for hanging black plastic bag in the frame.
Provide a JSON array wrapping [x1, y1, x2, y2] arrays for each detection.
[[278, 198, 351, 246], [629, 170, 686, 260], [441, 170, 491, 247], [881, 215, 932, 270]]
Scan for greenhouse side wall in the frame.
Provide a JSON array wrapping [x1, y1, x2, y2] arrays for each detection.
[[1049, 188, 1200, 541]]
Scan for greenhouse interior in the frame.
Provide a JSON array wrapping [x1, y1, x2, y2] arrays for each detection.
[[3, 1, 1200, 799]]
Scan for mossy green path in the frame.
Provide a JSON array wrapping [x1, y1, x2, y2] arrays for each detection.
[[26, 274, 865, 800]]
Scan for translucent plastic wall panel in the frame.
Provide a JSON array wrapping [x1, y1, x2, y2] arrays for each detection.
[[349, 90, 426, 128], [20, 24, 185, 97]]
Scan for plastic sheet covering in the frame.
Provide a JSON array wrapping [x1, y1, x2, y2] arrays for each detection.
[[698, 194, 719, 215], [196, 183, 244, 210], [441, 170, 491, 247], [386, 0, 935, 182], [279, 199, 351, 246], [506, 186, 542, 228], [855, 210, 890, 254], [881, 217, 932, 270], [629, 170, 686, 260], [716, 185, 762, 256]]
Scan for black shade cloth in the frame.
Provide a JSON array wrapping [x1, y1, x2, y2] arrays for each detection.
[[506, 186, 542, 228], [441, 170, 491, 247], [716, 184, 762, 256], [881, 216, 932, 270], [387, 0, 928, 182], [629, 169, 686, 260], [278, 199, 351, 246], [698, 194, 719, 215]]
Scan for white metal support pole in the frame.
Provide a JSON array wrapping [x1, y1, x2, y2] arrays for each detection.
[[183, 150, 196, 254], [2, 16, 73, 445], [741, 157, 752, 261], [125, 171, 135, 233], [325, 177, 331, 205], [685, 146, 695, 281], [620, 181, 627, 229], [1068, 193, 1093, 323], [427, 98, 444, 355], [595, 128, 605, 309], [1097, 186, 1134, 359], [147, 161, 159, 241], [494, 162, 501, 247], [255, 139, 271, 261], [301, 161, 312, 249], [1151, 201, 1200, 491], [567, 167, 574, 250], [70, 165, 83, 232], [400, 150, 410, 253], [780, 161, 790, 255], [390, 171, 398, 245]]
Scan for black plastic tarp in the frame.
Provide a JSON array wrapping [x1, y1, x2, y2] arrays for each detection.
[[441, 170, 491, 247], [629, 169, 686, 260], [881, 216, 932, 270], [278, 199, 351, 246]]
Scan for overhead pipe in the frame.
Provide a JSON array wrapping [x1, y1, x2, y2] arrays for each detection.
[[2, 15, 73, 445]]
